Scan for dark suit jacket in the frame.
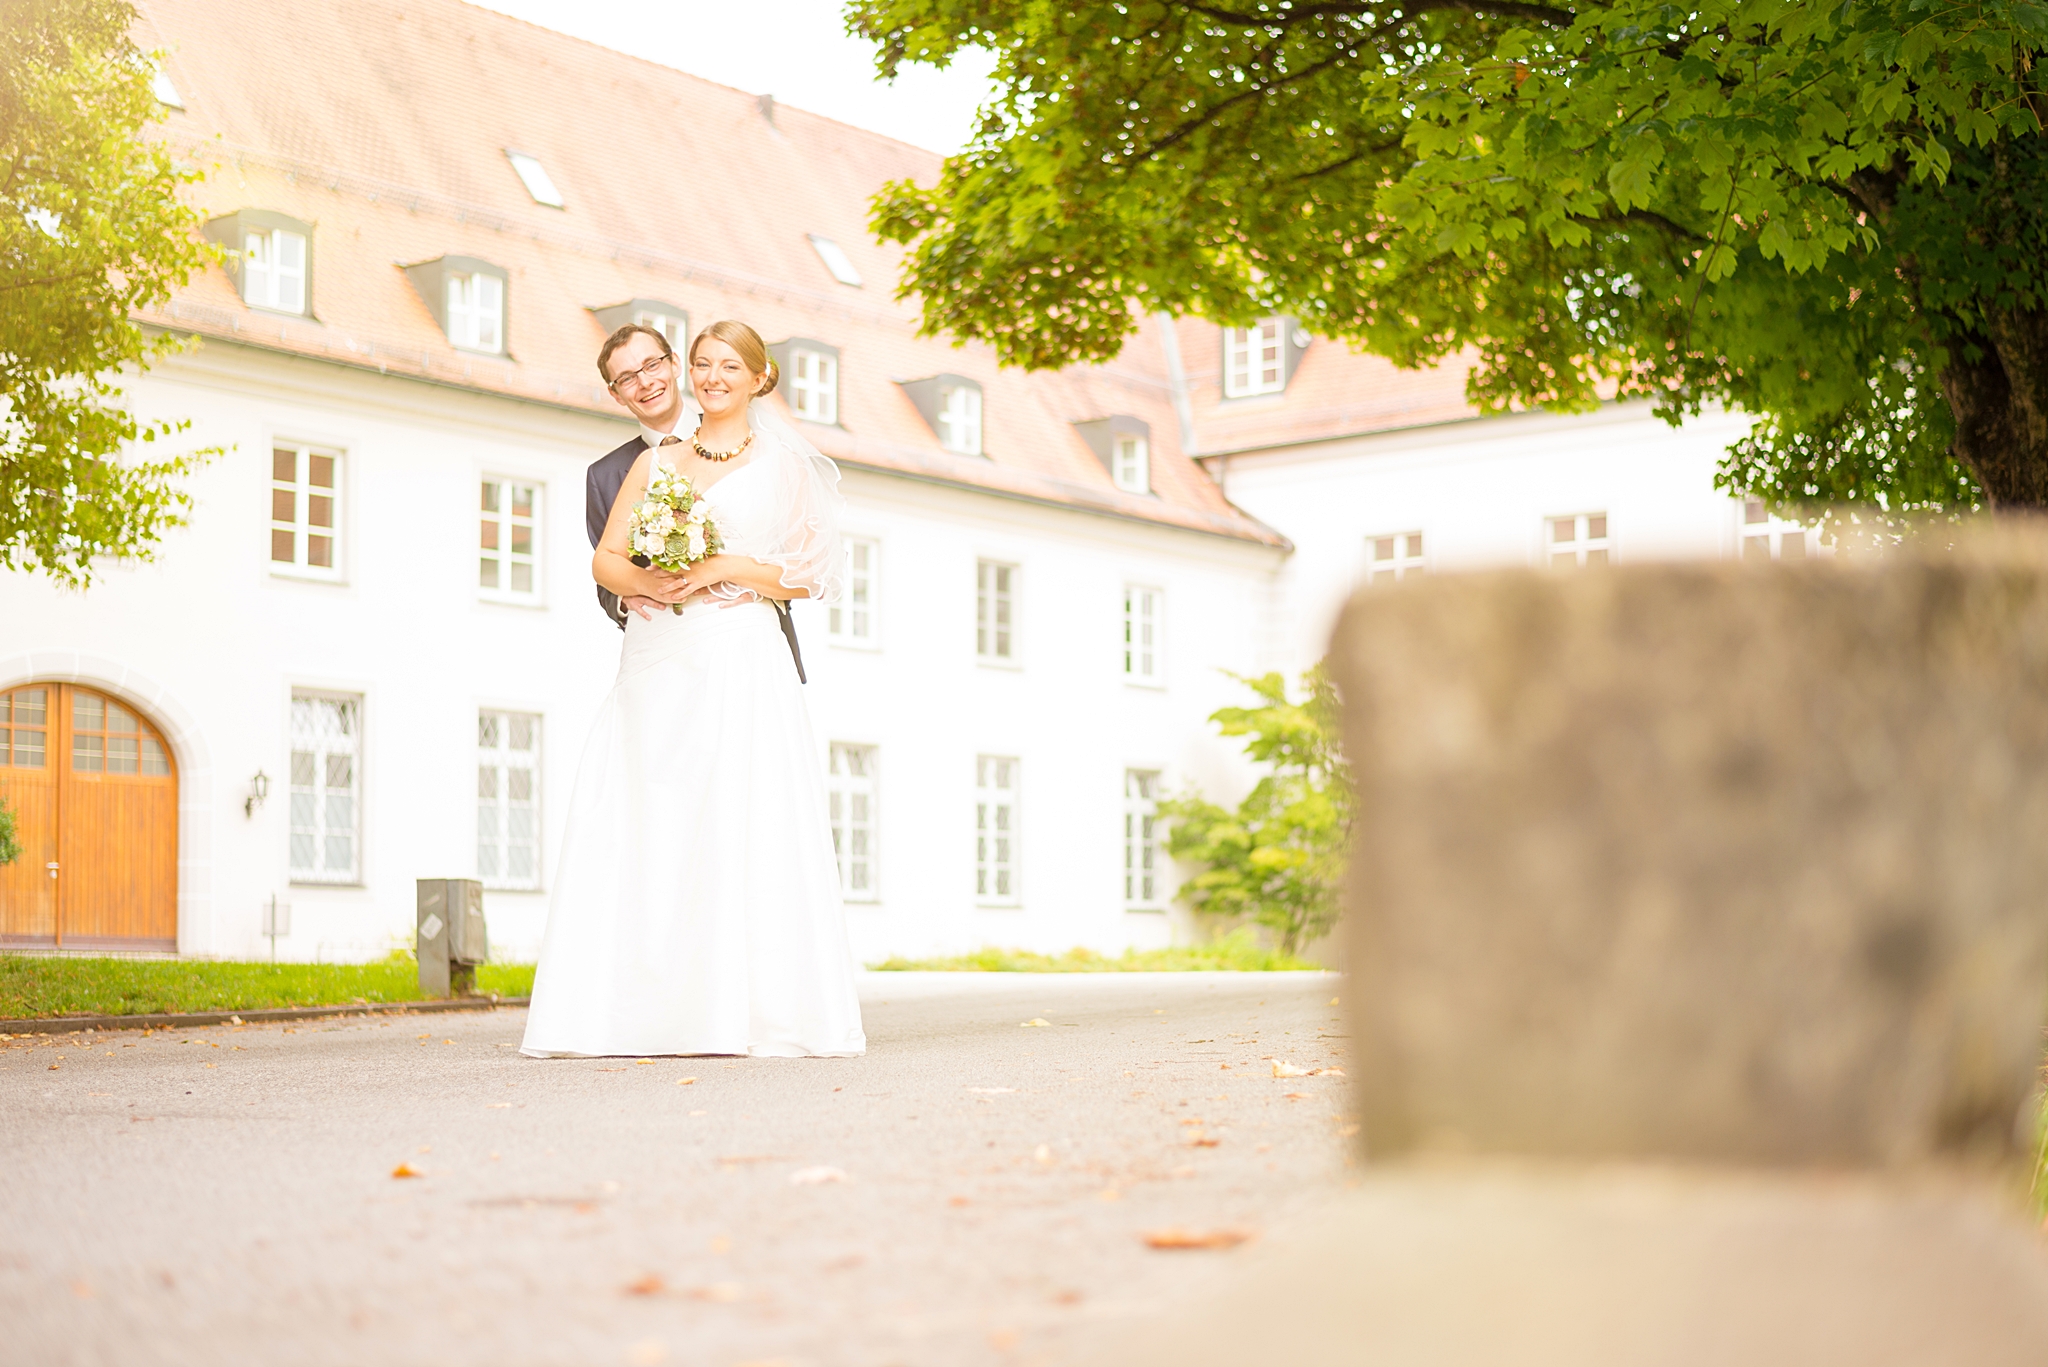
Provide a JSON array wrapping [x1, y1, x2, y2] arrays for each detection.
[[585, 435, 646, 629], [584, 434, 807, 682]]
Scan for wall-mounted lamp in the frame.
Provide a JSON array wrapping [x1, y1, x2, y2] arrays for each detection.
[[245, 769, 270, 818]]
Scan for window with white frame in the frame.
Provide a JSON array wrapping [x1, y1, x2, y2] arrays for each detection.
[[789, 347, 838, 424], [446, 270, 505, 353], [828, 743, 877, 901], [1224, 319, 1286, 397], [477, 710, 541, 890], [271, 444, 342, 578], [1366, 531, 1426, 584], [505, 150, 565, 208], [938, 382, 983, 455], [479, 477, 539, 598], [1548, 512, 1610, 567], [243, 227, 307, 314], [634, 308, 684, 348], [1740, 498, 1810, 560], [977, 560, 1016, 662], [1112, 433, 1150, 493], [1123, 585, 1162, 683], [830, 538, 877, 645], [1124, 769, 1163, 908], [290, 693, 360, 884], [976, 755, 1019, 904]]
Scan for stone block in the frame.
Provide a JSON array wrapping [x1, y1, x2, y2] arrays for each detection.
[[1328, 528, 2048, 1165]]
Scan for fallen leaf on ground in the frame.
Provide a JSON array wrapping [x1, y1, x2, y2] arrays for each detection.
[[788, 1166, 848, 1186], [1143, 1227, 1253, 1251], [676, 1077, 697, 1086], [1020, 1019, 1050, 1028], [1330, 997, 1341, 1006], [1219, 1063, 1230, 1070], [1285, 1092, 1312, 1100], [1272, 1061, 1310, 1078], [229, 1016, 243, 1025], [391, 1163, 422, 1179], [634, 1058, 655, 1065], [624, 1274, 665, 1296], [1189, 1136, 1221, 1148]]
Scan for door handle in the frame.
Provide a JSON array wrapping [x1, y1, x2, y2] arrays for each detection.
[[45, 861, 59, 879]]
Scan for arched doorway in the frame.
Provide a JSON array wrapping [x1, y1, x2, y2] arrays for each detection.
[[0, 683, 178, 950]]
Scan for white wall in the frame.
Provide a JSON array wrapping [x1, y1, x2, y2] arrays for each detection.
[[0, 343, 1284, 963], [1214, 401, 1758, 677]]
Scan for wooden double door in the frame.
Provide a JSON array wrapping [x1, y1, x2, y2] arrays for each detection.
[[0, 683, 178, 951]]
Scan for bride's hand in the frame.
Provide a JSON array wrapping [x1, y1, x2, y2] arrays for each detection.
[[673, 556, 732, 602]]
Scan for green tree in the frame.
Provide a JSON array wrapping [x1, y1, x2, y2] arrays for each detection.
[[0, 796, 20, 867], [2, 0, 217, 586], [1162, 668, 1351, 955], [852, 0, 2048, 515]]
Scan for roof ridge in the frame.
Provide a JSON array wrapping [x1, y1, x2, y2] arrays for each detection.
[[449, 0, 953, 158]]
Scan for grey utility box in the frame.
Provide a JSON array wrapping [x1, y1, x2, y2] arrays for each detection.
[[416, 878, 487, 998]]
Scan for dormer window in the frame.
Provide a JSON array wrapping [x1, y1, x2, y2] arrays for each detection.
[[245, 228, 306, 314], [770, 338, 841, 425], [635, 309, 684, 347], [900, 375, 985, 456], [938, 383, 981, 454], [592, 299, 687, 349], [447, 272, 504, 352], [1112, 434, 1149, 493], [1071, 416, 1153, 494], [203, 210, 314, 317], [1223, 319, 1286, 397], [505, 151, 565, 208], [404, 256, 510, 355]]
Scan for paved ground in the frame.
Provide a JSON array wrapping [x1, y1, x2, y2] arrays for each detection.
[[0, 971, 1351, 1367]]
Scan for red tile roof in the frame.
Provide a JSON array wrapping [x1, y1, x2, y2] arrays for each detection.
[[131, 0, 1290, 546]]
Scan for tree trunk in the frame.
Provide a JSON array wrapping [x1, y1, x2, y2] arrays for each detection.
[[1938, 303, 2048, 509]]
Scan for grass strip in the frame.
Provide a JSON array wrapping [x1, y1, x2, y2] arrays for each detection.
[[870, 929, 1319, 973], [0, 953, 534, 1020]]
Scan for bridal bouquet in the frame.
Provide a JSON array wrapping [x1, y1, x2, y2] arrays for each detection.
[[628, 462, 723, 614]]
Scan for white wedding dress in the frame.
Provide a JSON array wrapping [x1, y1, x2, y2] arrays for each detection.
[[520, 405, 866, 1059]]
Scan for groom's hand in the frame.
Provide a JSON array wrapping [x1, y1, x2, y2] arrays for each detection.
[[620, 595, 661, 619]]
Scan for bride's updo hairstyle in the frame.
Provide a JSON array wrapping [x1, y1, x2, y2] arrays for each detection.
[[689, 320, 780, 397]]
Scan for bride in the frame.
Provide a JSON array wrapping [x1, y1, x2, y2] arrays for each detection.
[[520, 320, 866, 1059]]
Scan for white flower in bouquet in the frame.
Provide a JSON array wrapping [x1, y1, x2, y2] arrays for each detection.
[[626, 463, 723, 615]]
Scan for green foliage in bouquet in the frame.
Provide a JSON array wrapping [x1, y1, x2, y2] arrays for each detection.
[[1162, 668, 1352, 956]]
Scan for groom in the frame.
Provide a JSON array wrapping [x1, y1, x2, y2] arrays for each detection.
[[588, 323, 806, 678]]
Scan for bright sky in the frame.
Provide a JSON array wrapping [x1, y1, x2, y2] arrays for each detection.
[[465, 0, 998, 156]]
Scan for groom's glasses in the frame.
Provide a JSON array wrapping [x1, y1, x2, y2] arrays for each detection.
[[608, 353, 674, 394]]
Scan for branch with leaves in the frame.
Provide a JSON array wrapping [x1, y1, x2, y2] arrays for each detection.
[[1162, 667, 1352, 957], [853, 0, 2048, 514], [1, 0, 220, 586]]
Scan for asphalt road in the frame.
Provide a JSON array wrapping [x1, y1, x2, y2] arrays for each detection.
[[0, 971, 1351, 1367]]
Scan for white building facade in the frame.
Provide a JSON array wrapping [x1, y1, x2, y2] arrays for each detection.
[[0, 0, 1795, 966]]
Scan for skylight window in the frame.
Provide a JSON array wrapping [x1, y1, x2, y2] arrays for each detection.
[[150, 65, 184, 109], [808, 234, 863, 287], [505, 151, 565, 208]]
